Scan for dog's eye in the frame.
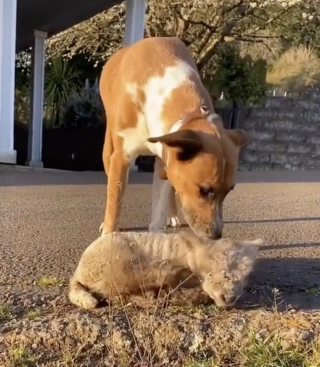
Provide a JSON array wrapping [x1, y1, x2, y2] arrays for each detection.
[[199, 186, 215, 199], [208, 272, 212, 278]]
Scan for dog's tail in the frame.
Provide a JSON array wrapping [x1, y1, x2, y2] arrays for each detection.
[[68, 275, 98, 310]]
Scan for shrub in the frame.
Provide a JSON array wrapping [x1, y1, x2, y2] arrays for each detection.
[[60, 78, 106, 127], [203, 44, 267, 106], [267, 45, 320, 91], [44, 57, 82, 128]]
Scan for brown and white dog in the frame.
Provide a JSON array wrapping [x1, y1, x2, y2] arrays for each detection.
[[99, 37, 249, 239]]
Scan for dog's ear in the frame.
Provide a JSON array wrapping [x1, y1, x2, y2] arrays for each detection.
[[225, 129, 250, 148], [156, 159, 168, 180], [148, 130, 204, 162], [158, 168, 168, 180]]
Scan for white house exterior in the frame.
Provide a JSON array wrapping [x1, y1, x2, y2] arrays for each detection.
[[0, 0, 146, 166]]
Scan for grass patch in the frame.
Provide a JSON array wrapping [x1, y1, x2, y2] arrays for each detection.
[[26, 309, 42, 320], [0, 303, 13, 322], [306, 287, 320, 297], [8, 347, 37, 367], [38, 276, 65, 287], [183, 357, 216, 367], [243, 333, 311, 367]]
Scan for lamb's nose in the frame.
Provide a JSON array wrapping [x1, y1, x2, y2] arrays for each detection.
[[222, 295, 236, 304], [226, 295, 237, 304]]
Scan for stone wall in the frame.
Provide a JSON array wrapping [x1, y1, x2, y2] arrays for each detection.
[[239, 89, 320, 171]]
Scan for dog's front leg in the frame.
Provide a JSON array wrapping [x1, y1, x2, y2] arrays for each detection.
[[100, 149, 130, 236]]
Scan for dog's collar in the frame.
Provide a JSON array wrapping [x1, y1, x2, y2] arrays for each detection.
[[162, 105, 213, 170]]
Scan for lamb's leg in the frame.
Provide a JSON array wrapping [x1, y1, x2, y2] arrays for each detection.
[[149, 157, 180, 232], [68, 276, 99, 310], [166, 185, 181, 228]]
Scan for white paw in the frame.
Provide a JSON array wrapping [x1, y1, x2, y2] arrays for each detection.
[[167, 216, 180, 228]]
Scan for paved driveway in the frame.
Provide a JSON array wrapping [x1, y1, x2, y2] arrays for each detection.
[[0, 165, 320, 310]]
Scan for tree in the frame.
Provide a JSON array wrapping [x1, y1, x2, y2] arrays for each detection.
[[278, 2, 320, 56], [46, 0, 314, 72]]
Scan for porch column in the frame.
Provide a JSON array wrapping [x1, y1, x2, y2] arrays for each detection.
[[124, 0, 147, 171], [26, 30, 47, 168], [0, 0, 18, 164], [124, 0, 147, 46]]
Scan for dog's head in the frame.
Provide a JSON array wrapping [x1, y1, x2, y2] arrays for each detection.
[[148, 106, 249, 239], [197, 237, 262, 307]]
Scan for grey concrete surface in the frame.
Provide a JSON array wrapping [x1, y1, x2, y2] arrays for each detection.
[[0, 165, 320, 310]]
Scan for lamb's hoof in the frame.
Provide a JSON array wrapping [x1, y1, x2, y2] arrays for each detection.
[[68, 290, 99, 310], [81, 296, 99, 310], [167, 216, 180, 228]]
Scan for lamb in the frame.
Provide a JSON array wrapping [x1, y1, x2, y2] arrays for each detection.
[[68, 231, 262, 310]]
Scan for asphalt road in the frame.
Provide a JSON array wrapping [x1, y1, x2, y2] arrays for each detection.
[[1, 165, 320, 310]]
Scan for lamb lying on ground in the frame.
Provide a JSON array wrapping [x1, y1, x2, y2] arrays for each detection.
[[69, 231, 263, 310]]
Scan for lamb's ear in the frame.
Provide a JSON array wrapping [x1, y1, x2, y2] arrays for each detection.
[[246, 238, 264, 247], [232, 242, 261, 280], [232, 254, 257, 281], [148, 130, 204, 162]]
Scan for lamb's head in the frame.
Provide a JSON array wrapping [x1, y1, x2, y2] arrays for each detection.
[[198, 238, 262, 308]]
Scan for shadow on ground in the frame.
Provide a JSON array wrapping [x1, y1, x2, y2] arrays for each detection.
[[236, 257, 320, 312]]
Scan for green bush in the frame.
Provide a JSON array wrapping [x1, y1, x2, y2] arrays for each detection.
[[203, 44, 267, 106], [44, 57, 82, 128], [60, 78, 105, 127]]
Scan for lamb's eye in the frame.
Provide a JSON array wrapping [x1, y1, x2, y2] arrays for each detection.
[[199, 186, 215, 199]]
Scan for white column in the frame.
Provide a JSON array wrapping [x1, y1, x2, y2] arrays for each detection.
[[0, 0, 17, 164], [26, 30, 47, 168], [124, 0, 147, 171]]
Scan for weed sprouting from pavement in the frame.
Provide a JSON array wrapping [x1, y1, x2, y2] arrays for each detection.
[[8, 347, 37, 367], [306, 287, 320, 297], [0, 303, 13, 322], [270, 288, 284, 313], [26, 309, 42, 320], [38, 276, 65, 287]]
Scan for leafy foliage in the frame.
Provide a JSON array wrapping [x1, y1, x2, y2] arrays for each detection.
[[279, 2, 320, 56], [267, 45, 320, 91], [60, 79, 105, 128], [204, 44, 267, 104], [44, 57, 82, 127], [46, 0, 308, 72]]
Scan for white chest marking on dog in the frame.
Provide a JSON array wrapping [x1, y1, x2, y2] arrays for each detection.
[[118, 60, 196, 160]]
